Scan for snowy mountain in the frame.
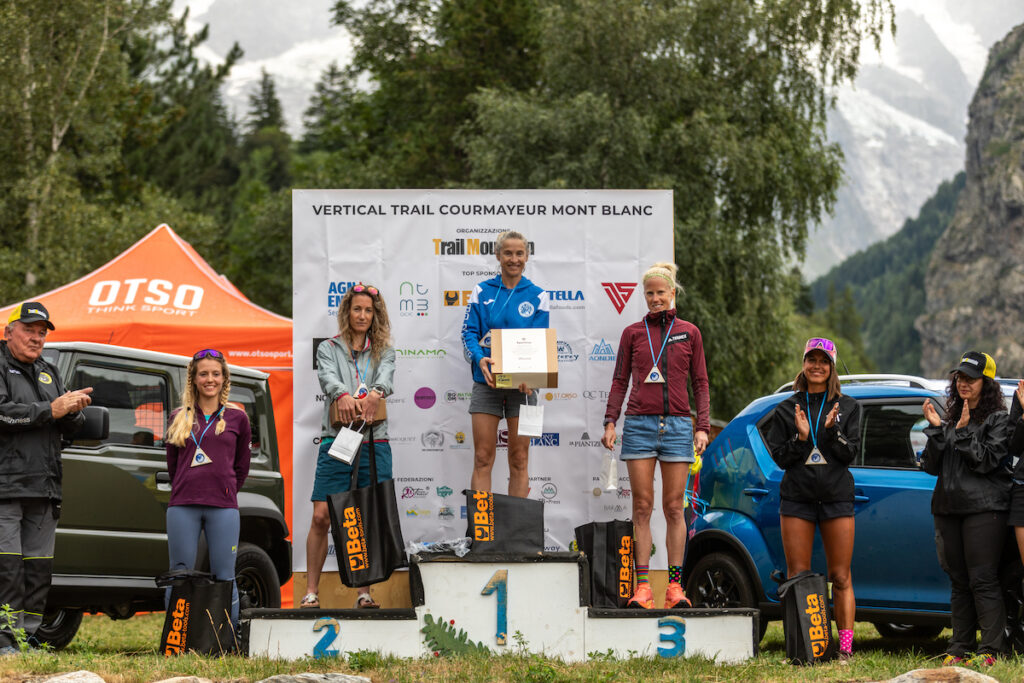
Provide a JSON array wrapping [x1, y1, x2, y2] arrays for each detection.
[[174, 0, 1024, 275]]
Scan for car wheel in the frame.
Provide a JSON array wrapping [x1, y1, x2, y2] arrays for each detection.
[[236, 542, 281, 609], [686, 551, 767, 639], [872, 622, 943, 640], [34, 607, 84, 650]]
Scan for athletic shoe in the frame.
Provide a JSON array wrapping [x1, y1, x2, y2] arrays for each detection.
[[627, 582, 654, 609], [663, 582, 691, 609], [967, 653, 995, 667], [941, 654, 963, 666], [838, 651, 852, 665]]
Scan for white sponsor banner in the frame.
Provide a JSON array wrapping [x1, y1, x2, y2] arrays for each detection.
[[293, 190, 673, 571]]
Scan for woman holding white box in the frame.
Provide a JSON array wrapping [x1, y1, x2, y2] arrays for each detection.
[[601, 262, 710, 609], [462, 230, 550, 497]]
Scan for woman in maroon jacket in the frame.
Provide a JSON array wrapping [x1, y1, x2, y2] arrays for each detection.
[[602, 262, 710, 609], [165, 349, 251, 627]]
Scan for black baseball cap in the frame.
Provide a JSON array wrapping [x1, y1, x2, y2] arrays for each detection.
[[951, 351, 995, 379], [7, 301, 55, 330]]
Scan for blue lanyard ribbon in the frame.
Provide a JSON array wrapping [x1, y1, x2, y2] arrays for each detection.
[[191, 406, 225, 451], [488, 281, 519, 324], [352, 347, 371, 389], [644, 318, 672, 370], [805, 392, 826, 450]]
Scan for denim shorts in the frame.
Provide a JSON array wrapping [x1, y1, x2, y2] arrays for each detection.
[[620, 415, 695, 463], [310, 438, 393, 502], [468, 381, 537, 419]]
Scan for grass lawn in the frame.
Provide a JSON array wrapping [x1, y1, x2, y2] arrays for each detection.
[[0, 615, 1018, 682]]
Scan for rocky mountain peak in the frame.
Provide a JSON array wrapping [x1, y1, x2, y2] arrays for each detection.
[[917, 23, 1024, 375]]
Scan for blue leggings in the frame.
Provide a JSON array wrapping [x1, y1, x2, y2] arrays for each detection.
[[166, 505, 240, 624]]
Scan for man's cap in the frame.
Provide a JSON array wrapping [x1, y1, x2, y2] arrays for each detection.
[[952, 351, 995, 379], [7, 302, 55, 330]]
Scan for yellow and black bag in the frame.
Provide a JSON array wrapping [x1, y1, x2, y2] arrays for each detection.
[[574, 520, 634, 607], [464, 489, 544, 554], [777, 570, 837, 665], [156, 569, 235, 656]]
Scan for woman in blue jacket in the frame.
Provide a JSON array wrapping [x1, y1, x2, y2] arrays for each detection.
[[461, 230, 549, 497]]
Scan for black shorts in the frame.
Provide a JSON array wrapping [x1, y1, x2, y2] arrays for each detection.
[[1008, 485, 1024, 527], [780, 498, 854, 523]]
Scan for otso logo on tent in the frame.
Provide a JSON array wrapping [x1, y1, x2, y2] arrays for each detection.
[[601, 282, 636, 314], [88, 279, 204, 313]]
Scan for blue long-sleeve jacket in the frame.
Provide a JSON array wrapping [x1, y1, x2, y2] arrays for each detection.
[[461, 274, 549, 385]]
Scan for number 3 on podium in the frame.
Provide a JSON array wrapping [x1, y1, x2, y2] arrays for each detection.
[[481, 569, 508, 646], [657, 616, 686, 658]]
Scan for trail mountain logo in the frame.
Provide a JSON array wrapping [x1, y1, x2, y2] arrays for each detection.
[[601, 282, 637, 314]]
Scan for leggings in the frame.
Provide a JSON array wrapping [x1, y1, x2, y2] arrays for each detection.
[[166, 505, 241, 625]]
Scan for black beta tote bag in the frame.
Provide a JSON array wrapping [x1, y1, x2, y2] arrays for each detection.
[[464, 489, 544, 554], [156, 569, 235, 656], [574, 520, 634, 607], [777, 570, 837, 665], [327, 428, 407, 588]]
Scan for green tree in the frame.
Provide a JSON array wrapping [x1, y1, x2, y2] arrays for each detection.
[[241, 69, 291, 192], [246, 68, 286, 135], [461, 0, 892, 417]]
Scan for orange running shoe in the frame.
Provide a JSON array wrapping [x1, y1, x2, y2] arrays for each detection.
[[627, 582, 654, 609], [664, 582, 691, 609]]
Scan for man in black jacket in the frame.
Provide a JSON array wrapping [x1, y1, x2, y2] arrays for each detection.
[[0, 302, 92, 654]]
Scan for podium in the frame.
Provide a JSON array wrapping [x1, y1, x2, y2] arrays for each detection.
[[244, 552, 756, 662]]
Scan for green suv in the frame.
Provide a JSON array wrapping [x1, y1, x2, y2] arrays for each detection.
[[37, 342, 291, 648]]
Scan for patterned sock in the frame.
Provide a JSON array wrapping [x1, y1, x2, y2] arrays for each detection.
[[839, 629, 853, 654], [635, 564, 650, 584], [668, 565, 682, 585]]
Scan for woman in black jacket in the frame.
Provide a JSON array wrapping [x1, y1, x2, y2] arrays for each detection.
[[921, 351, 1009, 667], [764, 338, 861, 661]]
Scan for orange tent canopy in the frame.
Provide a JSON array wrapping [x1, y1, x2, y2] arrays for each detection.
[[0, 224, 294, 605]]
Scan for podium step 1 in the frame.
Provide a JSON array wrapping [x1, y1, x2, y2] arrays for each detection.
[[244, 552, 756, 663]]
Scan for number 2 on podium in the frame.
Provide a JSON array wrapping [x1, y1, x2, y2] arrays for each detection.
[[481, 569, 508, 646]]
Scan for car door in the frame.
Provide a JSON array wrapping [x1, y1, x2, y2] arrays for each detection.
[[57, 355, 175, 579], [849, 397, 950, 612]]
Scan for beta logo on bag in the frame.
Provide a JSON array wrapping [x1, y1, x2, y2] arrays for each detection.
[[618, 535, 633, 598], [805, 593, 830, 657], [164, 598, 189, 655], [342, 506, 369, 571], [471, 490, 495, 542]]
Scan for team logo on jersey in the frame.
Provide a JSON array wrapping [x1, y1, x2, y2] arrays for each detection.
[[38, 372, 53, 385], [601, 282, 637, 314], [518, 301, 535, 317]]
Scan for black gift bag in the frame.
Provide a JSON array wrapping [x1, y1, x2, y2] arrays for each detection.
[[156, 569, 235, 656], [776, 570, 837, 665], [574, 520, 634, 607], [327, 428, 407, 588], [464, 489, 544, 554]]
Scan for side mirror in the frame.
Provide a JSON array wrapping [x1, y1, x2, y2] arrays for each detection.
[[78, 405, 110, 441]]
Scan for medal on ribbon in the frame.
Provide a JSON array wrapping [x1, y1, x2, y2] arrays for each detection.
[[190, 448, 212, 467], [643, 318, 672, 385], [804, 392, 828, 466]]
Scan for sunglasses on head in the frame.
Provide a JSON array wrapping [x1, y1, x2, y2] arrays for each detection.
[[804, 337, 836, 353], [193, 349, 224, 361], [352, 284, 378, 296]]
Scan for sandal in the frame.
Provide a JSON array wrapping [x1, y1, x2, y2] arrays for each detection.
[[299, 592, 319, 609], [355, 593, 380, 609]]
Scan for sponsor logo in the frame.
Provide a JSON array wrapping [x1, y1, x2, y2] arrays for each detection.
[[436, 485, 454, 498], [414, 387, 436, 409], [445, 390, 472, 402], [454, 432, 466, 445], [619, 535, 634, 598], [389, 435, 417, 444], [496, 429, 509, 449], [547, 290, 584, 302], [530, 433, 560, 447], [556, 341, 579, 363], [517, 301, 534, 317], [540, 483, 558, 500], [601, 282, 637, 314], [405, 508, 431, 517], [460, 505, 467, 519], [398, 282, 429, 317], [805, 592, 831, 657], [666, 332, 690, 344], [589, 339, 616, 362], [396, 347, 447, 359], [433, 238, 535, 256], [402, 487, 430, 499], [163, 597, 189, 654], [341, 506, 368, 572], [543, 391, 577, 401], [570, 432, 603, 448], [569, 539, 579, 552], [449, 430, 470, 450], [470, 490, 494, 541], [421, 430, 445, 450], [87, 279, 205, 316], [325, 281, 358, 310], [38, 372, 52, 385], [443, 290, 472, 307], [603, 504, 630, 513], [583, 389, 610, 400], [438, 506, 454, 520], [617, 487, 631, 499]]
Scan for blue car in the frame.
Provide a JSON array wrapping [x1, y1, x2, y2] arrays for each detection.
[[682, 374, 1019, 641]]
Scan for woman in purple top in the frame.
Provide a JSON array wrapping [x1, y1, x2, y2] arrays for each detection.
[[164, 349, 252, 626]]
